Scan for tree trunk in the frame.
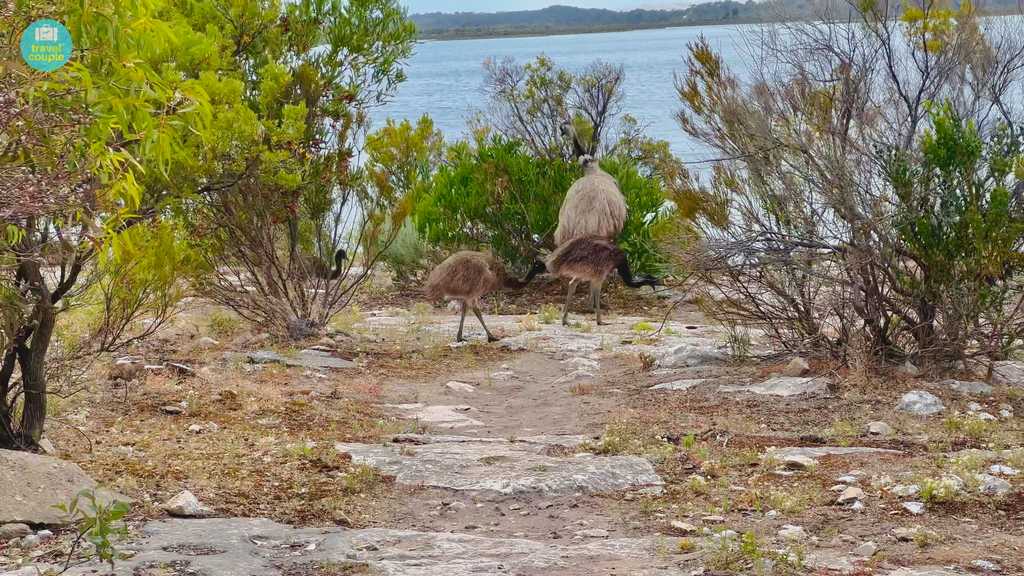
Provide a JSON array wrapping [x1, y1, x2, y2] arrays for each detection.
[[17, 304, 56, 447]]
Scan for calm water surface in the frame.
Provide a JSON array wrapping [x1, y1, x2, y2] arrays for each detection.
[[374, 25, 759, 163]]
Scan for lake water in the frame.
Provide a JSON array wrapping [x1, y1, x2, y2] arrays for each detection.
[[374, 24, 759, 164]]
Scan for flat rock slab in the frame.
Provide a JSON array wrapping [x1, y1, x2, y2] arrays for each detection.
[[392, 433, 589, 447], [335, 438, 663, 496], [766, 446, 902, 460], [719, 376, 827, 397], [0, 450, 130, 525], [247, 350, 355, 370], [385, 404, 484, 429], [35, 518, 690, 576], [649, 379, 706, 391]]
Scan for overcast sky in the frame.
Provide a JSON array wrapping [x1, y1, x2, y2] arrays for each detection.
[[402, 1, 688, 13]]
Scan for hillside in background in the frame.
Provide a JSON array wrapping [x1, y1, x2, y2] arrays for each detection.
[[411, 0, 1023, 39]]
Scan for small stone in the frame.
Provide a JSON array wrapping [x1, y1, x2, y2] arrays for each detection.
[[989, 464, 1018, 476], [161, 490, 214, 518], [782, 454, 817, 470], [836, 486, 865, 504], [999, 409, 1013, 419], [836, 475, 858, 484], [670, 521, 699, 534], [0, 524, 31, 542], [850, 500, 865, 512], [160, 405, 185, 415], [852, 541, 878, 557], [866, 421, 893, 436], [902, 501, 926, 515], [781, 357, 810, 377], [967, 402, 984, 412], [508, 503, 523, 511], [892, 527, 917, 541], [976, 412, 997, 421], [971, 559, 1001, 572], [897, 360, 921, 377], [35, 530, 53, 542], [575, 528, 609, 538], [194, 336, 220, 350], [765, 510, 780, 518], [778, 525, 806, 540], [976, 474, 1012, 496], [702, 515, 726, 523], [891, 484, 920, 498], [829, 484, 847, 492], [896, 390, 945, 416], [942, 379, 993, 395], [18, 534, 42, 549], [712, 530, 739, 541], [445, 381, 476, 394]]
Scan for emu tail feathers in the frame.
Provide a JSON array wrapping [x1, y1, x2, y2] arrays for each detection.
[[616, 259, 659, 289], [329, 249, 348, 280]]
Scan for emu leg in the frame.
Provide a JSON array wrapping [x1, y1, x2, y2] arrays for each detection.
[[456, 301, 468, 342], [473, 306, 499, 342], [592, 281, 608, 325], [562, 280, 578, 326]]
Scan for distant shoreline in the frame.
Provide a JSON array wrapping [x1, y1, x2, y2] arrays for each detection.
[[415, 9, 1023, 42], [416, 19, 764, 42]]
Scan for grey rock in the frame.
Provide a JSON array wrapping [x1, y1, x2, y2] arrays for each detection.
[[891, 484, 920, 498], [335, 438, 662, 497], [836, 486, 865, 504], [386, 404, 484, 429], [669, 521, 698, 534], [37, 518, 688, 576], [0, 523, 31, 542], [971, 560, 1001, 572], [247, 350, 355, 370], [850, 500, 866, 512], [897, 360, 921, 377], [976, 474, 1012, 496], [0, 450, 129, 525], [444, 381, 476, 394], [967, 402, 985, 412], [767, 446, 901, 460], [897, 390, 945, 416], [701, 515, 725, 523], [575, 528, 609, 538], [867, 421, 894, 436], [976, 412, 997, 421], [781, 357, 810, 377], [991, 360, 1024, 386], [160, 404, 185, 415], [902, 501, 926, 515], [781, 455, 817, 470], [161, 490, 215, 518], [777, 525, 806, 540], [989, 464, 1018, 476], [649, 379, 705, 391], [852, 541, 878, 557], [656, 342, 726, 368], [719, 376, 827, 397], [941, 379, 993, 396]]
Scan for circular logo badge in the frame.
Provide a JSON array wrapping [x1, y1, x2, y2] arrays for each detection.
[[20, 19, 73, 72]]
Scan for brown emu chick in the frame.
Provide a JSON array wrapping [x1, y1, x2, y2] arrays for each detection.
[[554, 157, 627, 247], [426, 252, 544, 342], [546, 237, 658, 326]]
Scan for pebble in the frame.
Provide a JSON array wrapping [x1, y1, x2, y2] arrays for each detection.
[[781, 357, 810, 377], [976, 474, 1012, 496], [160, 404, 185, 415], [891, 484, 920, 498], [971, 560, 1001, 572], [161, 490, 214, 518], [445, 381, 476, 393], [765, 510, 780, 519], [852, 541, 878, 557], [850, 500, 866, 512], [782, 454, 817, 470], [576, 528, 609, 538], [902, 502, 926, 515], [896, 390, 945, 415], [989, 464, 1018, 476], [836, 475, 858, 484], [778, 525, 806, 540], [976, 412, 997, 421], [701, 515, 726, 523], [836, 486, 865, 504], [0, 524, 31, 542], [867, 421, 893, 436], [670, 521, 699, 534]]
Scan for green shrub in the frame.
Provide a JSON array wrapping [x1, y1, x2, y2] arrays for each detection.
[[416, 137, 670, 275]]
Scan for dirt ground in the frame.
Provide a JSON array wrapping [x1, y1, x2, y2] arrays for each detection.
[[3, 278, 1023, 575]]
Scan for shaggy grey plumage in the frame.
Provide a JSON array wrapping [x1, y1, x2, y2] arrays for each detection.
[[546, 237, 657, 325], [553, 158, 627, 247]]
